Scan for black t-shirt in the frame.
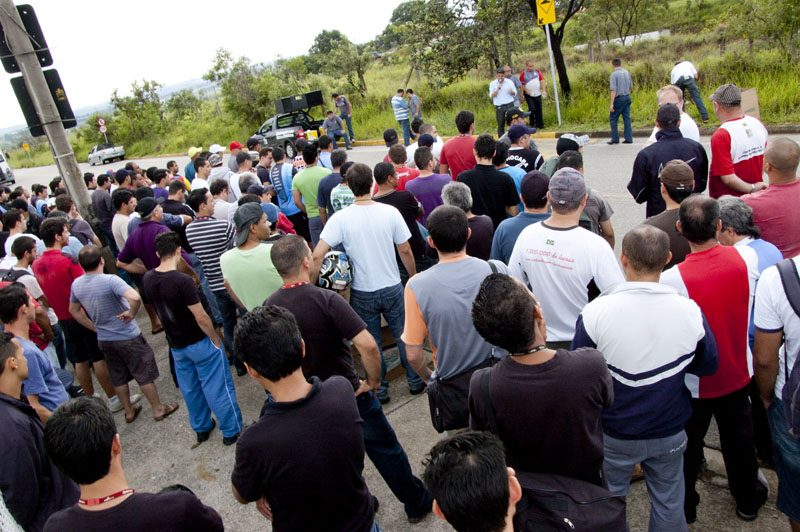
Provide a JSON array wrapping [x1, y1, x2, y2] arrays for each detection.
[[506, 147, 543, 172], [469, 349, 613, 485], [467, 215, 494, 260], [457, 165, 520, 228], [43, 491, 223, 532], [231, 376, 374, 532], [372, 190, 426, 258], [142, 270, 206, 349], [0, 230, 9, 258], [161, 199, 196, 253], [643, 208, 689, 270], [265, 284, 366, 390]]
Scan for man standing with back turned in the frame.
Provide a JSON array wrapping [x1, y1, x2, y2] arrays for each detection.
[[608, 58, 633, 145]]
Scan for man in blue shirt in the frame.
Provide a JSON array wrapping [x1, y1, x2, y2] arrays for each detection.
[[490, 171, 550, 264], [391, 89, 413, 147], [269, 147, 311, 243]]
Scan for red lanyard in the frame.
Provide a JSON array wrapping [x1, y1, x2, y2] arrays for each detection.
[[78, 489, 135, 506], [281, 282, 308, 290]]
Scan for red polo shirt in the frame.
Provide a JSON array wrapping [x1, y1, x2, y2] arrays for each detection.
[[31, 250, 84, 321]]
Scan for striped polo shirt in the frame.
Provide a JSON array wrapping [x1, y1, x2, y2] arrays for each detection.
[[185, 216, 235, 292]]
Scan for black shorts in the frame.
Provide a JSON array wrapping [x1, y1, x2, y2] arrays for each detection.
[[60, 318, 104, 364], [129, 273, 150, 304], [98, 334, 159, 387]]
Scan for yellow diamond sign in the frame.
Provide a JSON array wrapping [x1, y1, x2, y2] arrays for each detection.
[[536, 0, 556, 26]]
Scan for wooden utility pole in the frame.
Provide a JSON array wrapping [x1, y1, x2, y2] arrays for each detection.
[[0, 0, 93, 220]]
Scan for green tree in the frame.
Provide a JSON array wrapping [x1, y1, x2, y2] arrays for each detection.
[[525, 0, 585, 98], [374, 0, 424, 51], [324, 41, 373, 96], [728, 0, 800, 58], [109, 80, 164, 144], [165, 89, 201, 121], [203, 48, 232, 115], [307, 30, 349, 73], [581, 0, 666, 46]]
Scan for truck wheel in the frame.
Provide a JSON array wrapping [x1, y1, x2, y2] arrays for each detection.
[[284, 141, 296, 159]]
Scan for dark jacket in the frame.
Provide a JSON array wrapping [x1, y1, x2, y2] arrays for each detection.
[[627, 127, 708, 218], [0, 393, 79, 532]]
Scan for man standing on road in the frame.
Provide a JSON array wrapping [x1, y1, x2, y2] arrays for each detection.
[[498, 107, 539, 152], [743, 138, 800, 259], [508, 169, 624, 349], [642, 160, 694, 270], [608, 58, 633, 145], [322, 110, 351, 150], [490, 171, 550, 265], [144, 232, 242, 447], [505, 125, 543, 172], [708, 83, 768, 198], [407, 88, 422, 120], [504, 65, 523, 109], [573, 225, 718, 531], [457, 134, 519, 228], [439, 111, 477, 180], [645, 85, 701, 147], [659, 195, 768, 523], [292, 143, 331, 248], [184, 147, 202, 182], [228, 141, 244, 173], [270, 147, 311, 243], [68, 246, 179, 424], [521, 60, 547, 129], [333, 93, 355, 142], [91, 175, 116, 255], [311, 163, 424, 404], [628, 103, 708, 217], [392, 89, 413, 147], [671, 60, 709, 123], [265, 236, 434, 524], [489, 68, 517, 137]]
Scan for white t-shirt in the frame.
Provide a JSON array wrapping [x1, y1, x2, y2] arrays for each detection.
[[191, 177, 209, 191], [648, 112, 700, 143], [670, 61, 697, 84], [4, 233, 45, 257], [319, 202, 411, 292], [111, 213, 131, 250], [508, 221, 625, 341], [754, 256, 800, 398]]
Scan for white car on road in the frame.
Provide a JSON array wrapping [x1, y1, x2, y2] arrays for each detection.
[[88, 143, 125, 165]]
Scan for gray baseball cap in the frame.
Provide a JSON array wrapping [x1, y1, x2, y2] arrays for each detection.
[[232, 203, 264, 247], [549, 168, 587, 205], [709, 83, 741, 106]]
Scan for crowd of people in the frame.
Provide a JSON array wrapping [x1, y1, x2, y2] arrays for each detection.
[[0, 78, 799, 532]]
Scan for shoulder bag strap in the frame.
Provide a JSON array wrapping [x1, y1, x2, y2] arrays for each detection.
[[481, 370, 498, 435], [776, 259, 800, 383], [488, 260, 498, 274]]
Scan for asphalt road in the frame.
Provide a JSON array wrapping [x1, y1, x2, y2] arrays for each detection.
[[14, 135, 800, 531]]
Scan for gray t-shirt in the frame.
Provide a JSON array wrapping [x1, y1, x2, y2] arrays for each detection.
[[609, 68, 632, 96], [584, 189, 615, 231], [334, 96, 350, 115], [322, 115, 344, 132], [409, 94, 422, 117], [510, 76, 523, 107], [406, 257, 508, 380], [70, 273, 140, 342]]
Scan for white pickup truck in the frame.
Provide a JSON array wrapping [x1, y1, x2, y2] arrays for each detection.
[[88, 143, 125, 165]]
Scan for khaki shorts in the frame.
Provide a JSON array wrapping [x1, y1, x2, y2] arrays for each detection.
[[98, 334, 159, 387]]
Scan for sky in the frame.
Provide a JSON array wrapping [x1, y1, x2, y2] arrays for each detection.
[[1, 0, 405, 130]]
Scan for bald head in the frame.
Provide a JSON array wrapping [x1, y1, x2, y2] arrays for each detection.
[[656, 85, 683, 106], [622, 225, 671, 274], [764, 137, 800, 182]]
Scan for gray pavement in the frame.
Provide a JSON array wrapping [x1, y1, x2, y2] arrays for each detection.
[[18, 136, 800, 531]]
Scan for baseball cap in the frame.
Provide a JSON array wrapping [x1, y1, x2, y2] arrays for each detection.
[[247, 183, 266, 196], [556, 133, 590, 155], [709, 83, 741, 106], [548, 168, 587, 205], [295, 138, 309, 152], [508, 124, 537, 142], [656, 103, 681, 127], [233, 202, 264, 247], [659, 160, 694, 190], [383, 128, 399, 146], [208, 153, 223, 167], [520, 170, 549, 204], [209, 144, 225, 154], [135, 197, 157, 217], [187, 146, 203, 158], [246, 137, 261, 150], [114, 169, 131, 183], [505, 106, 531, 124], [417, 133, 435, 148], [229, 141, 244, 151], [260, 202, 279, 225]]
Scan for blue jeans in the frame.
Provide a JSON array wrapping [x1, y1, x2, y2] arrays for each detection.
[[398, 119, 412, 147], [768, 397, 800, 523], [99, 225, 118, 256], [171, 337, 242, 437], [189, 252, 222, 325], [604, 430, 688, 532], [610, 94, 632, 143], [309, 216, 323, 249], [213, 289, 243, 371], [349, 284, 423, 396], [329, 130, 350, 149], [675, 76, 708, 121], [357, 392, 433, 519], [51, 321, 67, 369], [340, 113, 355, 140]]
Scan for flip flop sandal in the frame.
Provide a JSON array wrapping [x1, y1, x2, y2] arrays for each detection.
[[125, 404, 143, 424], [154, 403, 179, 422]]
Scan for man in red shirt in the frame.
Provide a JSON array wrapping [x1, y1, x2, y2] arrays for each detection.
[[439, 111, 477, 180], [388, 144, 420, 191], [743, 137, 800, 258], [660, 196, 768, 523], [32, 218, 117, 405], [708, 84, 768, 198]]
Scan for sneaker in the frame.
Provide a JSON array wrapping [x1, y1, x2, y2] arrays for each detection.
[[109, 394, 141, 413], [377, 392, 390, 405], [622, 140, 633, 144], [196, 419, 217, 444], [736, 469, 769, 521], [222, 432, 240, 446], [607, 141, 619, 145], [409, 383, 427, 396], [407, 507, 432, 524]]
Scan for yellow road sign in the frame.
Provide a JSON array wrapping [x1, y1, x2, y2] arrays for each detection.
[[22, 143, 29, 151], [536, 0, 556, 25]]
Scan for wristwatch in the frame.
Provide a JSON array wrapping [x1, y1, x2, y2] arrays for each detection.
[[750, 183, 755, 193]]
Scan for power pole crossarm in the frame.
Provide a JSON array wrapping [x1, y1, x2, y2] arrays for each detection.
[[0, 0, 94, 221]]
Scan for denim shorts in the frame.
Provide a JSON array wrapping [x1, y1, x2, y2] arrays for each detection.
[[768, 397, 800, 522]]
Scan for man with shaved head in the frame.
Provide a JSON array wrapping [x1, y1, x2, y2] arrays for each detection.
[[743, 137, 800, 258], [573, 224, 718, 531]]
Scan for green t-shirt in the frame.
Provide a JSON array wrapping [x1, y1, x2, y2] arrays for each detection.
[[292, 165, 331, 219], [219, 243, 283, 311]]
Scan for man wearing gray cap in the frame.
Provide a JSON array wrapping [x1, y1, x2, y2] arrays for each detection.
[[508, 168, 624, 349], [708, 83, 768, 198], [219, 203, 282, 312]]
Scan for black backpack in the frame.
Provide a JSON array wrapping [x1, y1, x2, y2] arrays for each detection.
[[0, 269, 31, 283], [480, 371, 627, 531], [776, 259, 800, 441]]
